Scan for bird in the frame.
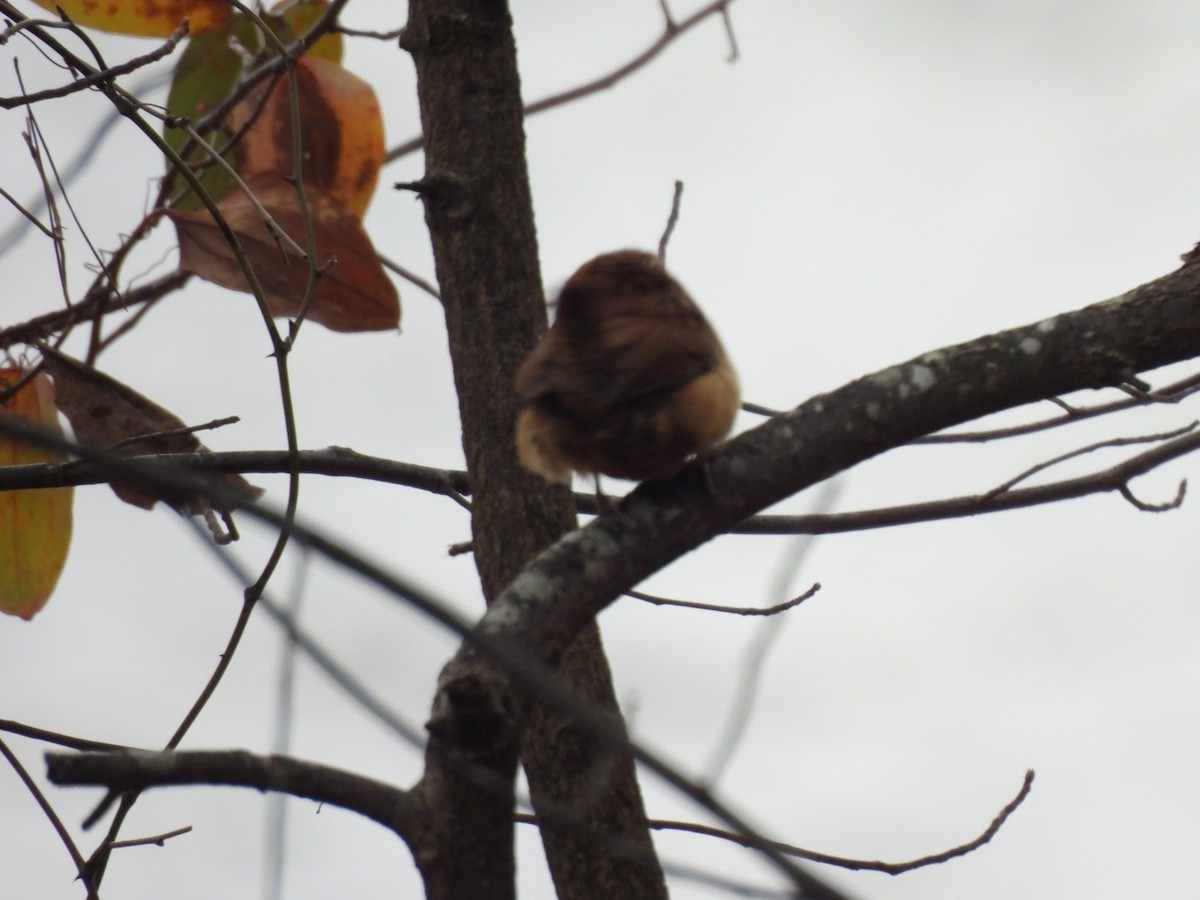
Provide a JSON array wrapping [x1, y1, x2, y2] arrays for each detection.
[[513, 249, 740, 484]]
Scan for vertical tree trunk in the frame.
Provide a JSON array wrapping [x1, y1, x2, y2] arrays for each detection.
[[403, 2, 667, 897]]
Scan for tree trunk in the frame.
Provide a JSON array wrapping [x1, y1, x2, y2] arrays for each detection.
[[403, 2, 667, 897]]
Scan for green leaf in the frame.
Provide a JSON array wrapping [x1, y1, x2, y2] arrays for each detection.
[[163, 16, 262, 210]]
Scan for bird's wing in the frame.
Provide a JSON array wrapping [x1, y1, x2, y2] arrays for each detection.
[[573, 308, 718, 411]]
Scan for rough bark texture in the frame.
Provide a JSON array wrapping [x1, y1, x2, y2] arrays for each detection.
[[403, 3, 667, 898]]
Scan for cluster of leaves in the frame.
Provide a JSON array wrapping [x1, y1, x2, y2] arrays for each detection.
[[161, 3, 399, 331], [2, 0, 395, 619]]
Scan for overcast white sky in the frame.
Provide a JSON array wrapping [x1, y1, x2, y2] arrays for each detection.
[[3, 1, 1200, 898]]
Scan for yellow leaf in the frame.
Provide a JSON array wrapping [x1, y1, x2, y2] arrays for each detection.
[[274, 0, 343, 63], [31, 0, 232, 38], [0, 371, 73, 621]]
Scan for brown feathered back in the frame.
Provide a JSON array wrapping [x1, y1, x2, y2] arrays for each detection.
[[514, 250, 740, 483]]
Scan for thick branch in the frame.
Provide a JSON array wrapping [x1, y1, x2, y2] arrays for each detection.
[[476, 260, 1200, 678], [45, 750, 418, 837]]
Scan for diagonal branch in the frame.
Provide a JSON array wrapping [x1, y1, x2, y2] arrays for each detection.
[[0, 20, 188, 108], [9, 257, 1200, 891], [386, 0, 740, 161], [644, 769, 1036, 875], [475, 258, 1200, 673]]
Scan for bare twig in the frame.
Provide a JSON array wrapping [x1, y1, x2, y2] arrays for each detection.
[[657, 179, 684, 263], [387, 0, 740, 161], [0, 21, 188, 108], [174, 121, 309, 258], [106, 826, 192, 850], [747, 369, 1200, 442], [334, 24, 404, 39], [378, 253, 441, 300], [0, 269, 191, 353], [720, 2, 739, 61], [626, 582, 819, 616], [103, 416, 241, 452], [0, 183, 55, 237], [17, 74, 71, 308], [734, 427, 1200, 534], [1118, 480, 1186, 512], [0, 737, 86, 876], [646, 769, 1036, 874], [918, 369, 1200, 443], [0, 720, 130, 752], [656, 0, 678, 31], [184, 516, 429, 750], [979, 422, 1198, 501], [705, 480, 843, 785]]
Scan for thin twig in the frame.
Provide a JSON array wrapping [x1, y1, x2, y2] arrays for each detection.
[[0, 269, 191, 352], [0, 736, 86, 876], [106, 826, 192, 850], [104, 416, 241, 452], [707, 481, 844, 788], [733, 427, 1200, 534], [720, 2, 739, 61], [918, 369, 1200, 443], [334, 24, 404, 39], [0, 183, 55, 237], [979, 422, 1198, 501], [175, 121, 309, 258], [646, 769, 1036, 874], [378, 252, 441, 300], [657, 180, 683, 263], [741, 400, 784, 417], [1118, 480, 1187, 512], [387, 0, 740, 161], [656, 0, 678, 31], [17, 72, 71, 308], [0, 720, 130, 752], [186, 516, 429, 750], [0, 21, 188, 108], [626, 582, 819, 616]]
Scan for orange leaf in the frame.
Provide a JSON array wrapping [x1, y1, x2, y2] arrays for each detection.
[[32, 0, 232, 37], [0, 370, 73, 621], [168, 176, 400, 333], [227, 56, 384, 218]]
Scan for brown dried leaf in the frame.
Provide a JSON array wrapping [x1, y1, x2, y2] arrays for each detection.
[[168, 176, 400, 333], [39, 348, 263, 526]]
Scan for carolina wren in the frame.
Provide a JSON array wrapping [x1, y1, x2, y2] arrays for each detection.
[[514, 250, 740, 483]]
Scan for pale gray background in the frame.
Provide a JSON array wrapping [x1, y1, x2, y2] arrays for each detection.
[[2, 1, 1199, 898]]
